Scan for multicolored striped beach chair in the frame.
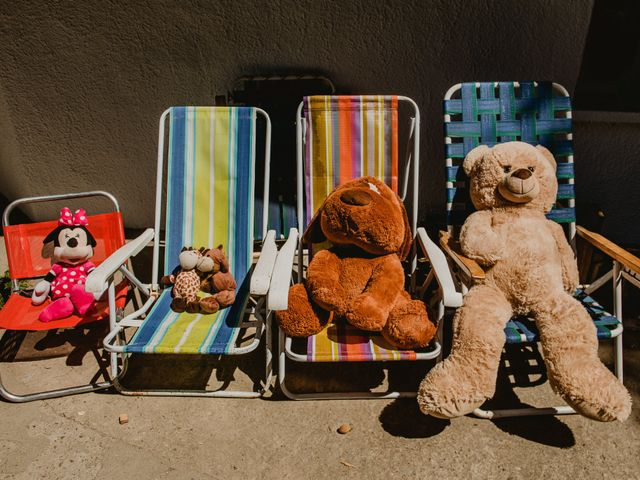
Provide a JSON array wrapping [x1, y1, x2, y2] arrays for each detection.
[[90, 106, 277, 397], [0, 191, 127, 402], [268, 95, 461, 400], [436, 81, 638, 418]]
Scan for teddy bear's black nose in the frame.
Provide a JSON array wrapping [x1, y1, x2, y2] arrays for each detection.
[[340, 189, 372, 206], [67, 238, 78, 248], [512, 168, 532, 180]]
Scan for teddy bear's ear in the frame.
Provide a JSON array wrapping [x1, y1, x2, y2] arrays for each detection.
[[301, 205, 327, 244], [462, 145, 490, 176], [397, 196, 413, 261], [535, 145, 557, 171]]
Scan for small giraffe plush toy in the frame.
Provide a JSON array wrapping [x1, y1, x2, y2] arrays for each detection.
[[161, 247, 215, 313]]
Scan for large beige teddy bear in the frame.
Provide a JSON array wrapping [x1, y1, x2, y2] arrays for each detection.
[[418, 141, 631, 422]]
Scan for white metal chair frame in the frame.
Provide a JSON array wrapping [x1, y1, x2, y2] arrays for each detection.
[[437, 82, 636, 419], [268, 97, 462, 400], [0, 191, 122, 402], [87, 107, 278, 398]]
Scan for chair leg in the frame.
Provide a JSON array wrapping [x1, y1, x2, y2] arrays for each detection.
[[0, 329, 111, 403], [472, 405, 575, 419], [614, 334, 623, 381], [264, 308, 274, 393], [0, 365, 110, 403]]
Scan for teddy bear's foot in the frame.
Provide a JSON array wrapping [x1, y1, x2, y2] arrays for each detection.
[[213, 290, 235, 308], [171, 297, 187, 313], [185, 300, 200, 314], [545, 349, 631, 422], [418, 360, 491, 418], [199, 297, 220, 314], [417, 284, 513, 418], [275, 284, 331, 337], [537, 294, 632, 422], [383, 292, 435, 349]]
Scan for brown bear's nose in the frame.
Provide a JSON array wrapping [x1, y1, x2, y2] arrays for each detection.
[[340, 189, 371, 206], [511, 168, 532, 180]]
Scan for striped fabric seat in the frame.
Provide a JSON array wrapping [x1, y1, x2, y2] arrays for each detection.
[[303, 322, 436, 362], [125, 107, 256, 354], [303, 95, 399, 226], [504, 290, 622, 344], [445, 82, 576, 228]]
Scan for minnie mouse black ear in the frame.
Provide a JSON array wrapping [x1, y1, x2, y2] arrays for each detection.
[[43, 226, 63, 245], [84, 227, 97, 247]]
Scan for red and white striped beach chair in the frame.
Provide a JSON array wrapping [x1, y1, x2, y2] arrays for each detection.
[[269, 95, 461, 399]]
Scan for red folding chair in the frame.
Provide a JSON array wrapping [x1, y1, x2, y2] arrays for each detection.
[[0, 191, 127, 402]]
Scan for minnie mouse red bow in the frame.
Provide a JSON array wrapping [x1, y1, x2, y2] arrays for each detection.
[[59, 207, 89, 227]]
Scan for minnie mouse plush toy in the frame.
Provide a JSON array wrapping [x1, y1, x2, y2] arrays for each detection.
[[32, 208, 103, 322]]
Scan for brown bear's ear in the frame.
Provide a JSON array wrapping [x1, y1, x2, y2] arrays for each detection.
[[397, 195, 413, 261], [462, 145, 490, 176], [301, 206, 327, 244], [536, 145, 557, 171]]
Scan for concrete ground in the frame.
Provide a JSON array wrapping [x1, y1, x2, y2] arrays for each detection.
[[1, 239, 639, 479]]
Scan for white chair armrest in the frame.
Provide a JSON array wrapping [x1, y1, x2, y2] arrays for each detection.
[[86, 228, 154, 294], [250, 230, 277, 295], [267, 228, 299, 311], [417, 227, 463, 308]]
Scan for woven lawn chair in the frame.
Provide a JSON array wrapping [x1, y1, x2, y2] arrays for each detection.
[[88, 106, 277, 397], [0, 191, 127, 402], [268, 95, 461, 400], [436, 81, 640, 418]]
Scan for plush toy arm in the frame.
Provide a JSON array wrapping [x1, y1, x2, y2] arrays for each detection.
[[549, 220, 579, 293], [346, 255, 405, 331], [306, 249, 348, 315], [32, 269, 55, 305], [459, 211, 505, 267], [32, 280, 51, 305]]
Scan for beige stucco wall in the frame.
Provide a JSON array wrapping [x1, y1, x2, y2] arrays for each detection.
[[7, 1, 636, 243]]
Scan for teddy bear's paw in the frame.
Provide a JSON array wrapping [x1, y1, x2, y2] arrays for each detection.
[[199, 297, 220, 314], [346, 294, 387, 331], [310, 287, 347, 317], [275, 284, 331, 337], [417, 385, 487, 419], [417, 362, 492, 418], [171, 297, 187, 313], [383, 299, 436, 349], [213, 290, 235, 308], [555, 376, 632, 422], [185, 301, 200, 314]]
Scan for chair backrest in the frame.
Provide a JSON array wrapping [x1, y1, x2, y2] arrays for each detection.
[[3, 212, 125, 280], [300, 95, 402, 228], [444, 81, 576, 238], [155, 106, 269, 287]]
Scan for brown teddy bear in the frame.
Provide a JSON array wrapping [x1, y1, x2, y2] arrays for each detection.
[[198, 245, 237, 314], [275, 176, 436, 349], [418, 142, 631, 421]]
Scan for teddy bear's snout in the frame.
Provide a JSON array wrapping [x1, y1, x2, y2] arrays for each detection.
[[340, 189, 372, 206], [511, 168, 532, 180], [498, 168, 540, 204]]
